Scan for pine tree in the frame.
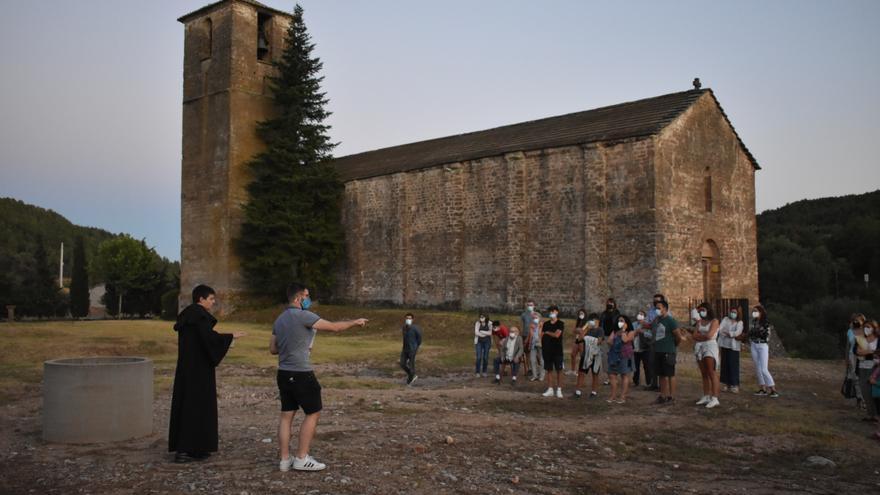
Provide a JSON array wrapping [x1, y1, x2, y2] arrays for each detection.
[[70, 236, 90, 318], [237, 4, 344, 299]]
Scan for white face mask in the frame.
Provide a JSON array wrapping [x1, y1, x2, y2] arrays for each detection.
[[550, 312, 558, 319], [751, 311, 760, 319], [532, 318, 540, 324], [729, 312, 737, 320], [617, 321, 625, 329], [578, 313, 585, 319], [699, 310, 708, 318], [866, 328, 874, 337], [480, 317, 486, 323], [405, 318, 413, 326], [510, 333, 517, 339], [637, 314, 645, 321], [527, 305, 534, 312]]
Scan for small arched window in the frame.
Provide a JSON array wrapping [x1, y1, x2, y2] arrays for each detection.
[[704, 175, 712, 213], [201, 18, 213, 60]]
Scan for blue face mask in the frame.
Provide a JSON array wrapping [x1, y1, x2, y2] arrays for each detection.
[[301, 297, 312, 310]]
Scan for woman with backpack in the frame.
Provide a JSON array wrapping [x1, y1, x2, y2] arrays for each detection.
[[606, 315, 635, 403]]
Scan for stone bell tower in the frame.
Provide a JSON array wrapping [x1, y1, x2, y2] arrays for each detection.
[[177, 1, 291, 313]]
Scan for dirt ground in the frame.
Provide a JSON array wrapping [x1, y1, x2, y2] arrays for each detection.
[[2, 356, 879, 495]]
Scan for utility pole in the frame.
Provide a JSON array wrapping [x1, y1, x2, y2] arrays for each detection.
[[59, 242, 64, 288]]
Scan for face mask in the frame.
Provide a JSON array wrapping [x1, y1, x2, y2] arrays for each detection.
[[751, 311, 760, 319], [301, 297, 312, 310], [510, 333, 517, 339], [699, 310, 707, 318], [617, 321, 625, 329], [637, 314, 645, 321], [866, 328, 874, 337], [691, 309, 701, 321], [480, 317, 485, 323], [527, 305, 534, 312], [578, 313, 585, 319], [729, 312, 737, 320], [405, 318, 413, 326], [532, 318, 539, 324], [550, 313, 558, 319]]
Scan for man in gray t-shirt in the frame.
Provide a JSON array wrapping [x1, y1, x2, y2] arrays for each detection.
[[269, 283, 368, 473], [273, 307, 320, 372]]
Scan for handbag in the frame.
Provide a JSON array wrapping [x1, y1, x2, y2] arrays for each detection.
[[840, 376, 857, 399]]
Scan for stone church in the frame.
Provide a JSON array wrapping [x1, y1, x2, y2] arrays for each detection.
[[178, 0, 760, 317]]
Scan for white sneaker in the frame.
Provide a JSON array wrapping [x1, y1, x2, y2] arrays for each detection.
[[705, 397, 720, 409], [542, 387, 555, 397], [555, 388, 563, 398], [293, 455, 326, 471], [695, 395, 710, 406], [279, 457, 292, 472]]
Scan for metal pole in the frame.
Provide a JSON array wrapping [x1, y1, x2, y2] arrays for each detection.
[[59, 242, 64, 288]]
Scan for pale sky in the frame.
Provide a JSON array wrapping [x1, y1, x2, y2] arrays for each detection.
[[1, 0, 878, 260]]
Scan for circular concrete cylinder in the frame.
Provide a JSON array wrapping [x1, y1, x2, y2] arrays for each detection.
[[43, 357, 153, 443]]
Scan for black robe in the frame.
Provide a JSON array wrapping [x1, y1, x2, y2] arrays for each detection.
[[168, 304, 234, 454]]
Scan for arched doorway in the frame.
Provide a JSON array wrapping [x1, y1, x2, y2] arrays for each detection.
[[701, 240, 721, 301]]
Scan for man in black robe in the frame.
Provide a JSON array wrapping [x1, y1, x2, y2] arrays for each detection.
[[168, 284, 245, 463]]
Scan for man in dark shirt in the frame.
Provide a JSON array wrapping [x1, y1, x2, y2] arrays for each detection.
[[652, 299, 680, 405], [541, 305, 565, 398], [400, 313, 422, 385]]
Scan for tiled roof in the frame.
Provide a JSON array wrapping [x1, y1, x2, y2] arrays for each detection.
[[178, 0, 290, 23], [333, 89, 759, 181]]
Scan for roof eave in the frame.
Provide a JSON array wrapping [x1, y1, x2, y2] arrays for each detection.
[[178, 0, 291, 24]]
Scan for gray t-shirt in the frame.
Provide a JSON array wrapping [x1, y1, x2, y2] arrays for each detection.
[[273, 307, 320, 372]]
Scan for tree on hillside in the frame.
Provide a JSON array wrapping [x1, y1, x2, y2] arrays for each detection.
[[70, 236, 90, 318], [27, 235, 63, 317], [236, 4, 345, 300], [93, 235, 162, 318]]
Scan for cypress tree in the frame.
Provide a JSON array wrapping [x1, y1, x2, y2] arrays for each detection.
[[70, 236, 90, 318], [237, 4, 344, 299], [29, 235, 60, 317]]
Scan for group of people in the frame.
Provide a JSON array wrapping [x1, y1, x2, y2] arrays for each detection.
[[844, 313, 880, 440], [168, 283, 799, 475], [477, 294, 781, 408]]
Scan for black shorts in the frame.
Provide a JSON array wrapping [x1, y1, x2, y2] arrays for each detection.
[[543, 350, 564, 371], [277, 370, 323, 414], [655, 352, 676, 377]]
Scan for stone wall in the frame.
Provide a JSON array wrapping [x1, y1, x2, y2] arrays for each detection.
[[338, 137, 659, 316], [653, 93, 760, 317]]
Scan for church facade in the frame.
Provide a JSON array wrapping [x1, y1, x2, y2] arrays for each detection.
[[179, 0, 760, 316]]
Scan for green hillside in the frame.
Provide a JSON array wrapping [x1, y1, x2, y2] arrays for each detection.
[[0, 197, 117, 274], [757, 189, 880, 358]]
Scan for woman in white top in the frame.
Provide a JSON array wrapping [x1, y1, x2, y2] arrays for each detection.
[[855, 319, 879, 422], [717, 307, 744, 393], [692, 302, 721, 409]]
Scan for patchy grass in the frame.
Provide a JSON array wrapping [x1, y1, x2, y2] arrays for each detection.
[[0, 303, 525, 403]]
